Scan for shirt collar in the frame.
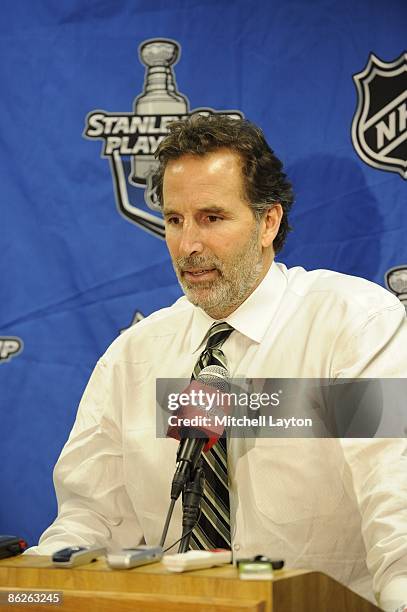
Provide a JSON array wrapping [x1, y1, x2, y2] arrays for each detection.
[[190, 261, 287, 353]]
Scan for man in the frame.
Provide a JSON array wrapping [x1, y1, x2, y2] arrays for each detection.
[[27, 115, 407, 612]]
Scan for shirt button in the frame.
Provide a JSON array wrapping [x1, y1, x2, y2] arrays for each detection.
[[233, 543, 240, 551]]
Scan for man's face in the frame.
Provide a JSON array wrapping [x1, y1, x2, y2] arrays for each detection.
[[162, 148, 275, 319]]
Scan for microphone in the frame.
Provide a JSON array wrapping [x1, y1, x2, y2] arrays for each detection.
[[169, 365, 230, 501], [167, 365, 230, 450]]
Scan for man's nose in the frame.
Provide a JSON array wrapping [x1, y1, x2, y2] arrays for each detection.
[[178, 222, 204, 257]]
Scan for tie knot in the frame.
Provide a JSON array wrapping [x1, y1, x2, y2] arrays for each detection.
[[204, 322, 234, 350]]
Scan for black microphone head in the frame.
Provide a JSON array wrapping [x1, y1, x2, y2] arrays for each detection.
[[197, 365, 230, 393]]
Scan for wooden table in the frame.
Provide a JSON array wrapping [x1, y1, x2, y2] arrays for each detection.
[[0, 555, 382, 611]]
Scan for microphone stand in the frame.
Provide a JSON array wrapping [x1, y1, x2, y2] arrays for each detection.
[[178, 460, 205, 553], [159, 436, 206, 550]]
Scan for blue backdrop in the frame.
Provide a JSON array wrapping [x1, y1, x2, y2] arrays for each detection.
[[1, 0, 406, 547]]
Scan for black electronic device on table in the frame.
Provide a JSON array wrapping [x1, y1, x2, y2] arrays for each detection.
[[52, 546, 106, 567], [0, 535, 28, 559]]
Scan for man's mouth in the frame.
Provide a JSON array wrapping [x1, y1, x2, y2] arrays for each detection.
[[182, 268, 217, 281]]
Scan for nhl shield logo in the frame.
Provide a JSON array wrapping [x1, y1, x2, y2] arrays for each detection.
[[352, 52, 407, 179]]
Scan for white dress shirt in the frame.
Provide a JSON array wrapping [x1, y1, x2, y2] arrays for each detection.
[[26, 262, 407, 611]]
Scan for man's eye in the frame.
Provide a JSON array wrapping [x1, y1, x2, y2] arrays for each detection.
[[167, 217, 181, 225], [207, 215, 222, 223]]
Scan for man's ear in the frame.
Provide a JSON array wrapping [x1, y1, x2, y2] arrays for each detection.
[[260, 204, 283, 248]]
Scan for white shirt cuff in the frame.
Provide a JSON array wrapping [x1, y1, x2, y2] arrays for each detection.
[[379, 577, 407, 612]]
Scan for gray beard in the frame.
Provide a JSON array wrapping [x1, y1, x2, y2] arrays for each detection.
[[173, 228, 264, 319]]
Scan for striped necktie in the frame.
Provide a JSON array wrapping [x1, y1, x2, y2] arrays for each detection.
[[189, 321, 234, 550]]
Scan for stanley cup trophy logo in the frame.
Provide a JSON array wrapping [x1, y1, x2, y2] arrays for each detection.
[[84, 38, 242, 240], [131, 40, 189, 195], [386, 266, 407, 313]]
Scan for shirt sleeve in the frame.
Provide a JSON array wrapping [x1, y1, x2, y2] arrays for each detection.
[[336, 301, 407, 611], [25, 357, 143, 555]]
